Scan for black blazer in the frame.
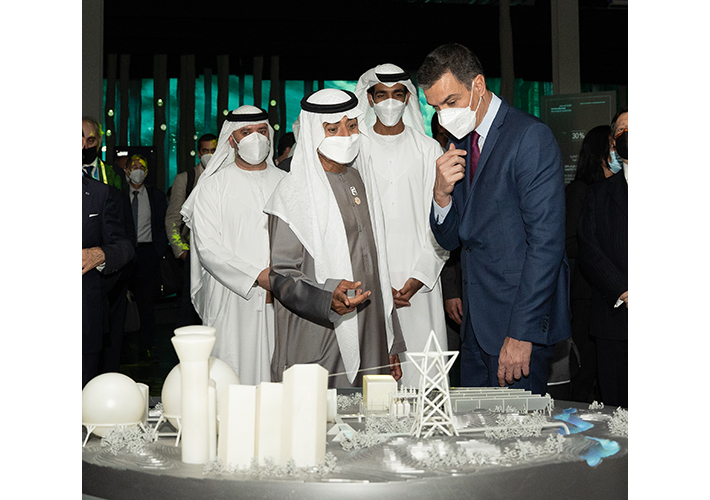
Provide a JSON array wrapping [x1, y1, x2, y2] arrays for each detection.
[[82, 176, 134, 353], [577, 172, 628, 341], [565, 179, 594, 301], [124, 184, 169, 257]]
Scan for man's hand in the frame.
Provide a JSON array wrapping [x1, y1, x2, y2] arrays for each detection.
[[392, 278, 424, 308], [331, 280, 371, 315], [497, 336, 533, 387], [179, 250, 188, 261], [389, 354, 402, 381], [433, 143, 467, 209], [620, 290, 628, 308], [82, 247, 106, 275], [257, 267, 271, 291], [444, 298, 463, 325]]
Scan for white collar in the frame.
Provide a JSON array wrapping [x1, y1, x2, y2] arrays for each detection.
[[474, 92, 502, 143]]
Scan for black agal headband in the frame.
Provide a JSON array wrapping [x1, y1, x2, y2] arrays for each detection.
[[226, 109, 269, 122], [375, 71, 410, 83], [300, 90, 359, 114]]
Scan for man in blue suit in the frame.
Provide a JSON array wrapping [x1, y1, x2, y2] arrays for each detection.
[[83, 174, 134, 387], [418, 43, 570, 395]]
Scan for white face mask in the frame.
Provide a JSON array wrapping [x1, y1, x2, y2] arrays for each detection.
[[437, 81, 483, 140], [129, 169, 146, 185], [199, 153, 213, 168], [318, 133, 361, 164], [235, 132, 271, 165], [373, 98, 407, 127]]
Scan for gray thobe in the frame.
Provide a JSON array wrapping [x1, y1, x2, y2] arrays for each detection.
[[269, 167, 406, 388]]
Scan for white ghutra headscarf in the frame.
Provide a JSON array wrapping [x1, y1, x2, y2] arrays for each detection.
[[181, 105, 275, 303], [263, 89, 395, 384], [354, 63, 426, 135]]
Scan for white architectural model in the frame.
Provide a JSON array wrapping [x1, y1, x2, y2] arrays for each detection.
[[86, 327, 334, 469], [82, 372, 148, 446], [158, 355, 240, 444], [280, 364, 328, 467], [171, 332, 216, 464], [218, 385, 257, 468], [362, 374, 397, 411], [215, 364, 328, 470], [448, 387, 552, 413], [255, 382, 283, 465], [389, 386, 419, 418], [407, 330, 459, 438]]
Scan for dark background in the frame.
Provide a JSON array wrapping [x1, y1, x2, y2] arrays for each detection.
[[103, 0, 627, 85]]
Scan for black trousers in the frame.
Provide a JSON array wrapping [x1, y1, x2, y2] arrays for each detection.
[[100, 260, 134, 372], [83, 351, 100, 388], [128, 243, 160, 354], [595, 337, 628, 408]]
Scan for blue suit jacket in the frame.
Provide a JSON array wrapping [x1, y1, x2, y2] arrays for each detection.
[[82, 176, 135, 353], [430, 98, 570, 356]]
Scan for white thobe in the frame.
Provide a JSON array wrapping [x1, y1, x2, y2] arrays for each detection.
[[188, 163, 286, 385], [367, 126, 449, 388]]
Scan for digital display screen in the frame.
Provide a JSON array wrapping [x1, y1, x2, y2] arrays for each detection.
[[541, 92, 616, 184]]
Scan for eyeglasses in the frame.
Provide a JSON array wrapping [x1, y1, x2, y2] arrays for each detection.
[[614, 128, 628, 139]]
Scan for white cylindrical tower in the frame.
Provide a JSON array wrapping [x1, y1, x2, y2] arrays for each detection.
[[171, 333, 215, 464]]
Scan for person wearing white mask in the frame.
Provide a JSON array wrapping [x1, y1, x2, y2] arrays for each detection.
[[181, 106, 286, 385], [419, 43, 570, 395], [265, 88, 406, 388], [165, 133, 218, 327], [125, 154, 169, 363], [354, 64, 449, 389]]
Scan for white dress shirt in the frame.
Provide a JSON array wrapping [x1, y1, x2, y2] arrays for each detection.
[[131, 184, 152, 243]]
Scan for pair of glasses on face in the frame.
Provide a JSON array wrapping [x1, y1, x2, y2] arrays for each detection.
[[614, 128, 628, 139]]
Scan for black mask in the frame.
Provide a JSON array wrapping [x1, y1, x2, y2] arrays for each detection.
[[82, 147, 98, 165], [615, 131, 628, 161]]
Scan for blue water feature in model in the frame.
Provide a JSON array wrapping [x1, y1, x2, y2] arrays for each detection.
[[580, 437, 621, 467], [554, 408, 594, 434]]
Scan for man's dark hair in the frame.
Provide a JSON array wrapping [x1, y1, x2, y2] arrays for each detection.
[[574, 125, 611, 185], [610, 107, 628, 133], [197, 133, 218, 150], [277, 132, 296, 157], [417, 43, 485, 91]]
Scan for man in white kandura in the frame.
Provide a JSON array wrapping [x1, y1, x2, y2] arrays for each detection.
[[181, 105, 286, 385], [355, 63, 449, 388]]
